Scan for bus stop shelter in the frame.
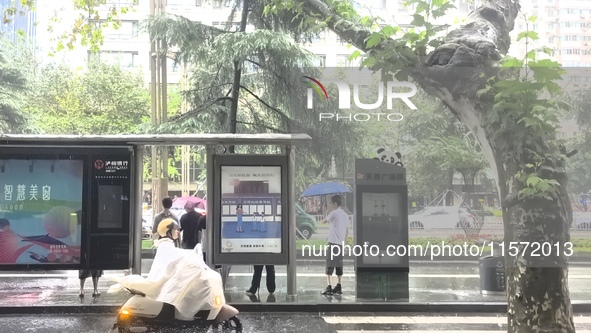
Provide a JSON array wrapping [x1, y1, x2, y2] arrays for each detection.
[[0, 133, 311, 300]]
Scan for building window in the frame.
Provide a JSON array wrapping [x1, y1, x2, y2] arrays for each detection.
[[89, 51, 138, 68], [370, 0, 387, 9], [560, 49, 581, 55], [560, 22, 582, 28], [560, 35, 579, 42], [104, 21, 138, 40], [212, 0, 230, 7], [336, 54, 358, 67], [168, 0, 195, 6], [313, 54, 326, 67], [398, 0, 407, 12]]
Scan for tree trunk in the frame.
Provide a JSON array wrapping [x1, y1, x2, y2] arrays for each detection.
[[228, 0, 250, 153], [299, 0, 575, 331], [497, 147, 574, 332]]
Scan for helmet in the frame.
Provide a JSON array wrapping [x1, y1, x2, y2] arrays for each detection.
[[157, 218, 181, 237]]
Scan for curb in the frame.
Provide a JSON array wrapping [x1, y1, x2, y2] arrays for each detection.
[[2, 303, 591, 315]]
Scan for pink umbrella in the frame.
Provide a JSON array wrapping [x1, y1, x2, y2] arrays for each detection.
[[172, 196, 206, 209]]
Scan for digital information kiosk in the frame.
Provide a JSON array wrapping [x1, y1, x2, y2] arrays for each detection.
[[354, 158, 409, 300]]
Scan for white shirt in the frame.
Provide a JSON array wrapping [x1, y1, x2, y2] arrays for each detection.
[[327, 207, 349, 244]]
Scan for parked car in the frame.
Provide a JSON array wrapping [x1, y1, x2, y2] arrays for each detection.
[[142, 222, 152, 239], [296, 203, 317, 240], [409, 206, 465, 230]]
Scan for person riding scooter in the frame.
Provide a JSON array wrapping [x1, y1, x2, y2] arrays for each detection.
[[109, 240, 242, 331], [155, 218, 181, 248]]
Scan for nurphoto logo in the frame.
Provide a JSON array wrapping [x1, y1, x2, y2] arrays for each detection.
[[302, 75, 418, 122]]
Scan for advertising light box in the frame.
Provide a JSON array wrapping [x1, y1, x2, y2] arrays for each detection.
[[220, 165, 282, 254], [213, 155, 289, 265], [0, 145, 135, 271], [0, 159, 84, 265]]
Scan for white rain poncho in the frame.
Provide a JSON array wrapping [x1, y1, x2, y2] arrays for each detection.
[[107, 242, 225, 321]]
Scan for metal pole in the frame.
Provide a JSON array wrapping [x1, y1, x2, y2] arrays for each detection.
[[206, 145, 215, 268], [132, 145, 144, 274], [149, 0, 160, 210], [286, 145, 297, 300]]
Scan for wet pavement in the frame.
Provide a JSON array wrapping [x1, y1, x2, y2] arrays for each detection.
[[1, 260, 591, 308], [2, 312, 591, 333]]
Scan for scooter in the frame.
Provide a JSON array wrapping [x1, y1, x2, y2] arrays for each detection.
[[112, 287, 241, 332], [109, 243, 242, 332]]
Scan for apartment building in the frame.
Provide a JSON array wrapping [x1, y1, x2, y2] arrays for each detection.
[[511, 0, 591, 67], [33, 0, 481, 83]]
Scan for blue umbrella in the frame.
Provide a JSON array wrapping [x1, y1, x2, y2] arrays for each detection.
[[300, 182, 351, 197]]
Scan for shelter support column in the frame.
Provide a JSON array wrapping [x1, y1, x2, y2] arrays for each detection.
[[132, 145, 144, 274], [206, 145, 215, 268], [287, 145, 297, 300]]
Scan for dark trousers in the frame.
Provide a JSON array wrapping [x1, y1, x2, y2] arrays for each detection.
[[250, 265, 276, 293]]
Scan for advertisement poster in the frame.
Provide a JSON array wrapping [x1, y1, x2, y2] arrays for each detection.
[[0, 159, 83, 265], [220, 166, 282, 253]]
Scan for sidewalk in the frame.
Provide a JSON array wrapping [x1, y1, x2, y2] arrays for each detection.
[[1, 260, 590, 314]]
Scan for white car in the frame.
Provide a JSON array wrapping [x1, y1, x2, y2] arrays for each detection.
[[573, 211, 591, 230], [409, 206, 469, 230]]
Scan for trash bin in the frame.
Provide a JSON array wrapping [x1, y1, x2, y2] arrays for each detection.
[[478, 256, 506, 295]]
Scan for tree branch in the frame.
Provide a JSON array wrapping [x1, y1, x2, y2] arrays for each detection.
[[186, 82, 233, 92], [169, 96, 233, 121], [300, 0, 372, 52], [238, 84, 291, 122], [237, 120, 287, 133]]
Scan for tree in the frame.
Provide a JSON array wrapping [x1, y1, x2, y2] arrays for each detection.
[[0, 36, 34, 134], [397, 95, 491, 204], [267, 0, 575, 331], [144, 3, 366, 193], [26, 62, 150, 134]]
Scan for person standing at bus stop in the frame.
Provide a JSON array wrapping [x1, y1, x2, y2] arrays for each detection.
[[152, 197, 178, 239], [180, 201, 202, 249], [321, 194, 349, 295]]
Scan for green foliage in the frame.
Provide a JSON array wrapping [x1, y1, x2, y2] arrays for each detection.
[[145, 10, 365, 192], [0, 36, 34, 134], [477, 19, 568, 201], [397, 93, 492, 200], [1, 0, 36, 25], [26, 62, 150, 134], [46, 0, 137, 55]]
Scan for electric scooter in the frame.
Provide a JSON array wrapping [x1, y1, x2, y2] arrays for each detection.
[[112, 287, 241, 332], [109, 244, 242, 332]]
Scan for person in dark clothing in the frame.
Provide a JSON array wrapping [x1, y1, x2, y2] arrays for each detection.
[[79, 269, 103, 297], [180, 201, 202, 249], [152, 197, 178, 239], [246, 265, 276, 295]]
